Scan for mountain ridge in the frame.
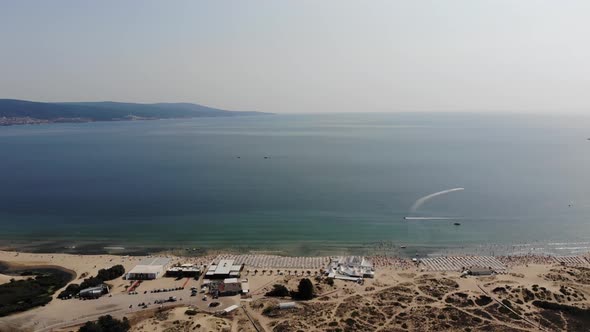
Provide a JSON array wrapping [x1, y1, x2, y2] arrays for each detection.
[[0, 99, 269, 125]]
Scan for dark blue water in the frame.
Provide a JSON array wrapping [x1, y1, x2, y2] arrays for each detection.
[[1, 113, 589, 256]]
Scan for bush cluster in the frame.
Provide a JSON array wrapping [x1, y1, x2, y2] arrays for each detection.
[[265, 284, 290, 297], [0, 269, 73, 316], [58, 265, 125, 299], [79, 315, 130, 332]]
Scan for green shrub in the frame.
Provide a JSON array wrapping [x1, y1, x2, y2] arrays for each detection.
[[184, 309, 197, 316], [0, 269, 73, 316], [79, 315, 130, 332], [292, 278, 314, 300], [265, 284, 290, 297]]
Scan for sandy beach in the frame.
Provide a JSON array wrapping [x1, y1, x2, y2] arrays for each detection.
[[0, 250, 589, 332]]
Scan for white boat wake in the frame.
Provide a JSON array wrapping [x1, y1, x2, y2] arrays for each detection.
[[410, 188, 464, 212], [404, 217, 458, 220]]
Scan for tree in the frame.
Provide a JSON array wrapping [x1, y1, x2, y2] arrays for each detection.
[[294, 278, 314, 300], [96, 265, 125, 281], [58, 284, 81, 299], [80, 276, 103, 290], [265, 284, 290, 297]]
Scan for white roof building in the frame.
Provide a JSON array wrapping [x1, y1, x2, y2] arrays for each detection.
[[240, 279, 250, 294], [127, 257, 171, 280], [326, 256, 374, 281], [166, 264, 202, 277], [205, 259, 243, 279], [223, 304, 239, 313], [279, 302, 296, 309]]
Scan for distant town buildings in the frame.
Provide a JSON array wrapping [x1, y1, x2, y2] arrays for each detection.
[[0, 116, 50, 126]]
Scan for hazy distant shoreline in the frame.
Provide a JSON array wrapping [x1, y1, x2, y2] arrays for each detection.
[[0, 99, 270, 126]]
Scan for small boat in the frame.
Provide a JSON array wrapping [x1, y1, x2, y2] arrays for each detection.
[[400, 245, 407, 249], [454, 222, 461, 226]]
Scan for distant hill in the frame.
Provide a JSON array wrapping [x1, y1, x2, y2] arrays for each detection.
[[0, 99, 268, 125]]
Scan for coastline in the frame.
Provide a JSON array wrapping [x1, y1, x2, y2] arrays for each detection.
[[2, 237, 590, 259], [1, 249, 589, 331], [1, 248, 588, 273]]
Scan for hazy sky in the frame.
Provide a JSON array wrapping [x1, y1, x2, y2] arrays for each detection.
[[1, 1, 589, 113]]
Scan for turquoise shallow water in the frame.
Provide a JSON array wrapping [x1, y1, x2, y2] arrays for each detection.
[[1, 113, 589, 256]]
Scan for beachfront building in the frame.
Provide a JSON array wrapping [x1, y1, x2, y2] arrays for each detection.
[[208, 278, 247, 297], [205, 259, 243, 279], [126, 257, 171, 280], [326, 256, 375, 281], [165, 264, 202, 278], [217, 278, 242, 296], [79, 284, 109, 299], [240, 279, 250, 295]]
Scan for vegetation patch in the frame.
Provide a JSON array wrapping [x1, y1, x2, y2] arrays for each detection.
[[266, 284, 290, 297], [291, 278, 314, 300], [0, 266, 74, 316], [79, 315, 130, 332], [475, 295, 492, 306], [58, 265, 124, 299]]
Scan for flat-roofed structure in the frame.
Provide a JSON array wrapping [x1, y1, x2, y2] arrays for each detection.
[[240, 279, 250, 294], [208, 277, 243, 296], [165, 264, 202, 278], [205, 259, 243, 279], [279, 302, 296, 309], [126, 257, 171, 280], [219, 278, 242, 296], [223, 304, 239, 314], [326, 256, 374, 281]]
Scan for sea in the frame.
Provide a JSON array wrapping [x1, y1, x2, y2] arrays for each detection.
[[1, 113, 589, 257]]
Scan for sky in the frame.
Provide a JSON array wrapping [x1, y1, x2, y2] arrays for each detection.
[[1, 1, 589, 114]]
